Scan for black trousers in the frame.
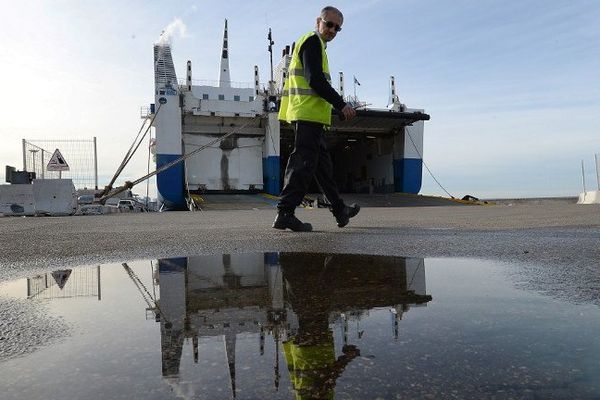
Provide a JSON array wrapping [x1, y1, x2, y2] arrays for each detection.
[[278, 121, 343, 213]]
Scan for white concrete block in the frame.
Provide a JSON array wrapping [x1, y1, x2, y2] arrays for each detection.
[[577, 190, 600, 204], [0, 184, 36, 215], [32, 179, 77, 216]]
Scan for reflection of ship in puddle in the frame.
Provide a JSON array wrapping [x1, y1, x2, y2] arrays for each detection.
[[156, 253, 432, 397]]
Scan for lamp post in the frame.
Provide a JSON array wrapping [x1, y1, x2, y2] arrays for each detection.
[[29, 149, 39, 176], [594, 154, 600, 192]]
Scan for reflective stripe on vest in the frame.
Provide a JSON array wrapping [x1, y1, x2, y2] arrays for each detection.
[[288, 68, 332, 82], [282, 88, 317, 96], [278, 31, 333, 126]]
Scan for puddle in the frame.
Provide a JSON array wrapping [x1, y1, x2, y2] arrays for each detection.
[[1, 253, 599, 399]]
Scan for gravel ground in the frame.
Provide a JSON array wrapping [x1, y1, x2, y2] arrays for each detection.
[[1, 203, 598, 283]]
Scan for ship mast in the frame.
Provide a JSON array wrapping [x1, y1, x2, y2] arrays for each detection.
[[268, 28, 274, 83], [219, 19, 231, 87]]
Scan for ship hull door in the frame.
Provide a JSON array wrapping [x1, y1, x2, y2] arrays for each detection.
[[279, 109, 426, 194]]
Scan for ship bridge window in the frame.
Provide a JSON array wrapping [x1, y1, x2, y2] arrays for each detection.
[[234, 95, 240, 101], [202, 94, 209, 100], [218, 94, 225, 100], [249, 96, 254, 102]]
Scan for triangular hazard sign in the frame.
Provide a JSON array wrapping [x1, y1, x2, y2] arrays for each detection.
[[52, 269, 72, 290], [47, 149, 70, 171]]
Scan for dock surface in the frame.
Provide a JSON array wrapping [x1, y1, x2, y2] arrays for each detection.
[[1, 203, 598, 286]]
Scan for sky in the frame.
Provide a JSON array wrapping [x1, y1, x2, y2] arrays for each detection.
[[1, 0, 599, 199]]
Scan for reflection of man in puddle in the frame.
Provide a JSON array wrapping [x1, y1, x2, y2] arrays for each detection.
[[284, 336, 359, 399], [280, 253, 360, 399]]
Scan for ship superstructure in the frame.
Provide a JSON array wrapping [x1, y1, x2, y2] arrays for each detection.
[[152, 21, 429, 210]]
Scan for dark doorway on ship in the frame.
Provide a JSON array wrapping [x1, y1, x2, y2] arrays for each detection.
[[278, 132, 396, 195]]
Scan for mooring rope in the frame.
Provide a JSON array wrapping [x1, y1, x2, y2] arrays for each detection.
[[100, 115, 261, 202], [102, 104, 163, 196], [405, 128, 455, 199]]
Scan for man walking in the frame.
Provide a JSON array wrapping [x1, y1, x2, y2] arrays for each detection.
[[273, 6, 360, 232]]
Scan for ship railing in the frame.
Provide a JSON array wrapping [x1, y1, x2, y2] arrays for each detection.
[[344, 95, 369, 110], [140, 106, 153, 119], [178, 79, 254, 89]]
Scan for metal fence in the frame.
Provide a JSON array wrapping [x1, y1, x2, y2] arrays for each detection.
[[22, 138, 98, 189], [27, 266, 101, 300]]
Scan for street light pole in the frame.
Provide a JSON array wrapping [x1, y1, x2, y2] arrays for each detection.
[[29, 149, 39, 177], [595, 153, 600, 191]]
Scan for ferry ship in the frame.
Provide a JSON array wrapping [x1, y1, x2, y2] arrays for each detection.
[[151, 20, 429, 210]]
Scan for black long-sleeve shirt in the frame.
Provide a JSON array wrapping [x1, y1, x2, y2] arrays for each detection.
[[298, 34, 347, 111]]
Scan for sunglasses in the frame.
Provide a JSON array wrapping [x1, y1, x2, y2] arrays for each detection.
[[321, 19, 342, 32]]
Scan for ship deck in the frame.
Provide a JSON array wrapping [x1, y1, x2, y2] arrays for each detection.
[[280, 109, 431, 137]]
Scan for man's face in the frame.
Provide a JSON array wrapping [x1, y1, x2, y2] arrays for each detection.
[[316, 12, 343, 42]]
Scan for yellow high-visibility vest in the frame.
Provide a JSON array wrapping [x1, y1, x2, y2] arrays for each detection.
[[283, 339, 336, 400], [279, 31, 333, 126]]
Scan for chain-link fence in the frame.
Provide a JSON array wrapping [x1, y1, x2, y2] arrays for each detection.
[[22, 138, 98, 189], [27, 266, 101, 300]]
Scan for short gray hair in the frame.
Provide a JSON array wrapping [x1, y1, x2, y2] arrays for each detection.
[[320, 6, 343, 22]]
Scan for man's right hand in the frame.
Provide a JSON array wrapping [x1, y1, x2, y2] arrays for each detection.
[[341, 104, 356, 121]]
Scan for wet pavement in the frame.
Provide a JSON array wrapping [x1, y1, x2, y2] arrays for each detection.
[[1, 253, 599, 399], [1, 204, 599, 398], [0, 205, 599, 282], [0, 205, 598, 309]]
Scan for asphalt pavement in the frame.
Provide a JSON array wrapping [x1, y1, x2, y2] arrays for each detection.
[[1, 203, 598, 285]]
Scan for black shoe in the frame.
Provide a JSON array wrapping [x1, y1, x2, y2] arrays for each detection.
[[272, 212, 313, 232], [333, 203, 360, 228]]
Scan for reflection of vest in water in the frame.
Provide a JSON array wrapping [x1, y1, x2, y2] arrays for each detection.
[[283, 335, 336, 400], [278, 31, 333, 126]]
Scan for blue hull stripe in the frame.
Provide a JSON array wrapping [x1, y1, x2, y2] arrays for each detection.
[[393, 158, 422, 194], [158, 257, 188, 272], [264, 252, 280, 266], [157, 153, 186, 210], [263, 156, 281, 195]]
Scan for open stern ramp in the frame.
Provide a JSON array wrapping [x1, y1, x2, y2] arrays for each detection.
[[280, 109, 430, 194]]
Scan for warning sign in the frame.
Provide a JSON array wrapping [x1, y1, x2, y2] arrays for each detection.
[[47, 149, 70, 171], [52, 269, 72, 290]]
